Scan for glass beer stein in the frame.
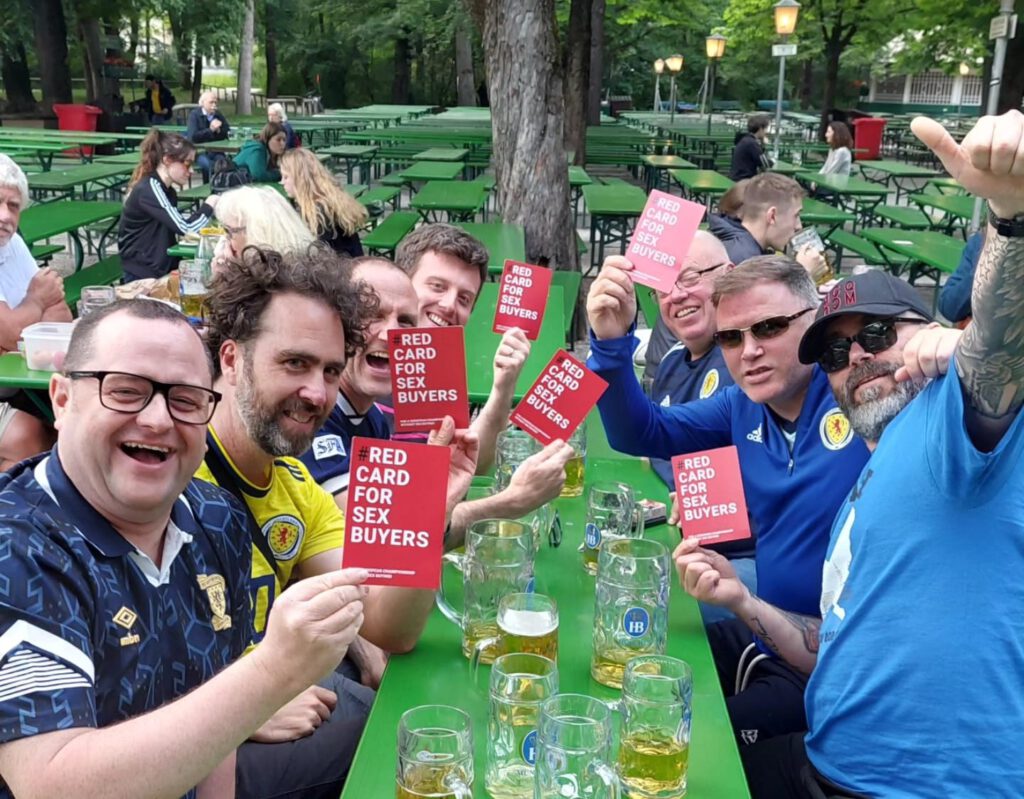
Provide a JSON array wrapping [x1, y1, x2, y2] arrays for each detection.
[[396, 704, 474, 799], [582, 481, 643, 576], [534, 693, 620, 798]]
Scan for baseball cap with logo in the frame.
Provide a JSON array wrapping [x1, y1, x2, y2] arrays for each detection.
[[798, 270, 933, 365]]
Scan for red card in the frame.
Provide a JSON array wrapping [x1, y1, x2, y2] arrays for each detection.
[[343, 437, 451, 588], [492, 260, 553, 341], [388, 326, 469, 432], [509, 350, 607, 445], [626, 190, 706, 292], [671, 445, 751, 545]]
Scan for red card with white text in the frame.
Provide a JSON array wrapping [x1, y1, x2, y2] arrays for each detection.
[[671, 445, 751, 545], [626, 190, 706, 292], [343, 437, 451, 588], [388, 326, 469, 432], [492, 260, 553, 340], [509, 350, 607, 445]]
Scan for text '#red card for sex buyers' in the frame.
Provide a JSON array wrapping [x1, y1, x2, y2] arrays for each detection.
[[492, 260, 553, 341], [626, 190, 706, 293], [388, 325, 469, 432], [671, 445, 751, 545], [343, 437, 451, 589], [509, 350, 607, 445]]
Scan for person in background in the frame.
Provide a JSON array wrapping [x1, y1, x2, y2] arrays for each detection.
[[117, 129, 218, 282], [211, 185, 314, 273], [730, 114, 772, 181], [280, 148, 367, 258], [139, 75, 174, 125], [937, 228, 984, 325], [0, 155, 70, 469], [818, 121, 853, 176], [268, 103, 299, 149], [187, 91, 231, 181], [233, 122, 287, 184]]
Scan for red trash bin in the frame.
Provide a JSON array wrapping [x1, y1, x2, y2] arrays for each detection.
[[852, 117, 887, 161], [52, 103, 103, 157]]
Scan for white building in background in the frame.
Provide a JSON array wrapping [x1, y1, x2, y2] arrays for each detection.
[[867, 70, 984, 108]]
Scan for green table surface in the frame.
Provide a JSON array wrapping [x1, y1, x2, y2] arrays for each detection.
[[27, 163, 132, 191], [0, 353, 53, 390], [455, 222, 527, 275], [796, 171, 888, 197], [856, 160, 939, 178], [769, 160, 803, 176], [18, 200, 123, 244], [800, 197, 855, 226], [581, 183, 648, 216], [669, 169, 735, 194], [0, 141, 70, 154], [412, 147, 470, 162], [93, 152, 149, 164], [568, 166, 594, 187], [167, 242, 198, 258], [410, 181, 487, 214], [322, 144, 379, 158], [927, 177, 965, 193], [860, 228, 965, 273], [908, 192, 976, 220], [339, 437, 750, 799], [643, 154, 698, 170], [399, 161, 466, 182]]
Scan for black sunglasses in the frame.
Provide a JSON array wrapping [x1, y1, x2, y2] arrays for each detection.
[[817, 318, 928, 374], [714, 308, 814, 349]]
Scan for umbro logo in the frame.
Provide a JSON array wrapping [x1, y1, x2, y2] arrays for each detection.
[[746, 425, 763, 444]]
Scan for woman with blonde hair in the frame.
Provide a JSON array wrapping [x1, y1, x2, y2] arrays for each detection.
[[280, 148, 367, 258], [211, 185, 314, 273]]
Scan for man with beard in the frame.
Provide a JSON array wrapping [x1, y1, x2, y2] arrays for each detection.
[[676, 109, 1024, 798], [198, 246, 479, 799]]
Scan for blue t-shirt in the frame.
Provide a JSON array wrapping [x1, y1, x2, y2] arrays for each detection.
[[806, 368, 1024, 797], [0, 449, 252, 799], [589, 330, 870, 616], [300, 391, 392, 495]]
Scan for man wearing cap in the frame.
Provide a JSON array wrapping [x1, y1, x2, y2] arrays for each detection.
[[677, 109, 1024, 798]]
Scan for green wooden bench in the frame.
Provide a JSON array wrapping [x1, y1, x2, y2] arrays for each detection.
[[29, 243, 64, 264], [357, 186, 402, 212], [361, 211, 419, 256], [872, 205, 932, 230], [64, 254, 122, 309], [823, 229, 887, 273]]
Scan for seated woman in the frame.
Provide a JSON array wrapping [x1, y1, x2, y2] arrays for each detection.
[[280, 148, 368, 258], [268, 103, 299, 149], [232, 122, 287, 183], [819, 121, 853, 176], [211, 185, 314, 273], [117, 129, 218, 282]]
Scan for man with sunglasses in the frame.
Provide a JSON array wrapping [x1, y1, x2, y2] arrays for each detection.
[[682, 109, 1024, 798], [0, 299, 372, 798], [587, 253, 870, 747]]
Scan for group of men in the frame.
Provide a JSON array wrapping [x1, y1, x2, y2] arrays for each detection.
[[0, 108, 1020, 799]]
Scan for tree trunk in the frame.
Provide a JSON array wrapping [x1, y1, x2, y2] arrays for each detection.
[[819, 39, 842, 139], [237, 0, 256, 115], [32, 0, 72, 113], [799, 59, 814, 110], [563, 0, 592, 164], [392, 37, 411, 103], [127, 12, 140, 64], [79, 17, 107, 106], [476, 0, 576, 271], [2, 43, 38, 112], [265, 3, 280, 99], [455, 19, 476, 106], [191, 55, 203, 103], [586, 0, 604, 125], [168, 13, 193, 90]]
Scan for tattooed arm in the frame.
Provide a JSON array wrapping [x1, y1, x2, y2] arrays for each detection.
[[912, 111, 1024, 450]]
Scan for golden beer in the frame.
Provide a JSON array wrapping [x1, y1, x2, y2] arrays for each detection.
[[617, 732, 689, 798], [559, 454, 585, 498], [591, 644, 633, 689], [486, 704, 541, 799], [179, 292, 207, 319], [498, 608, 558, 661], [462, 619, 500, 662], [396, 762, 473, 799]]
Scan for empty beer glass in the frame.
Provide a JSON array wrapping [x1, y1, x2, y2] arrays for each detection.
[[616, 656, 693, 799], [590, 538, 670, 689], [535, 693, 620, 799], [396, 704, 474, 799], [560, 421, 588, 498], [485, 653, 559, 799], [582, 481, 642, 575], [496, 428, 541, 490], [437, 519, 535, 663]]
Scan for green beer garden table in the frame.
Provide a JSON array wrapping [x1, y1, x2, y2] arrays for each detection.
[[27, 163, 133, 202], [411, 181, 487, 223], [399, 161, 467, 183], [455, 222, 527, 276], [339, 437, 751, 798], [413, 147, 471, 162], [643, 155, 697, 192], [769, 160, 803, 177], [795, 172, 888, 229], [907, 192, 976, 236], [582, 183, 648, 271], [860, 227, 965, 312], [322, 144, 379, 184], [668, 169, 734, 210], [856, 160, 939, 203], [18, 200, 122, 271], [800, 198, 855, 238]]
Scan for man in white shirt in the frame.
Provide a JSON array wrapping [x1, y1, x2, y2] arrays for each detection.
[[0, 155, 72, 469]]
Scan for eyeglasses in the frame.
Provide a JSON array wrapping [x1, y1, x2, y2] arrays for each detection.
[[671, 262, 728, 292], [714, 308, 814, 349], [817, 318, 927, 374], [67, 371, 222, 425]]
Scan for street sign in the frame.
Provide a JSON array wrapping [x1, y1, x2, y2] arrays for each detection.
[[772, 43, 798, 57], [989, 13, 1017, 40]]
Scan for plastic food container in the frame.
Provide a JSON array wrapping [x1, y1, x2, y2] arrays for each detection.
[[22, 322, 75, 372]]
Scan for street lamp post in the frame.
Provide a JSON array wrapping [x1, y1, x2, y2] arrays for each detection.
[[772, 0, 800, 161], [666, 54, 684, 124], [653, 58, 665, 114], [705, 33, 727, 135]]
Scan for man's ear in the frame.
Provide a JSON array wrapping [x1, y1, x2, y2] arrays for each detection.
[[49, 374, 71, 432], [766, 206, 778, 226], [219, 340, 241, 386]]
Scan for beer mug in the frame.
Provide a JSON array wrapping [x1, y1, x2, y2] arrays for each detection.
[[560, 421, 587, 498], [467, 477, 553, 552], [396, 704, 474, 799], [534, 693, 620, 799], [582, 482, 642, 576], [77, 285, 116, 317], [436, 519, 536, 663], [617, 656, 693, 799], [472, 593, 559, 669], [485, 653, 559, 799], [495, 428, 541, 490], [591, 538, 670, 689]]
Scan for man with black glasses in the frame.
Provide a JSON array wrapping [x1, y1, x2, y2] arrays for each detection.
[[0, 299, 370, 799], [586, 253, 870, 747]]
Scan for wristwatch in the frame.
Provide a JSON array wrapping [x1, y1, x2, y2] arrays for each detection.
[[988, 209, 1024, 238]]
